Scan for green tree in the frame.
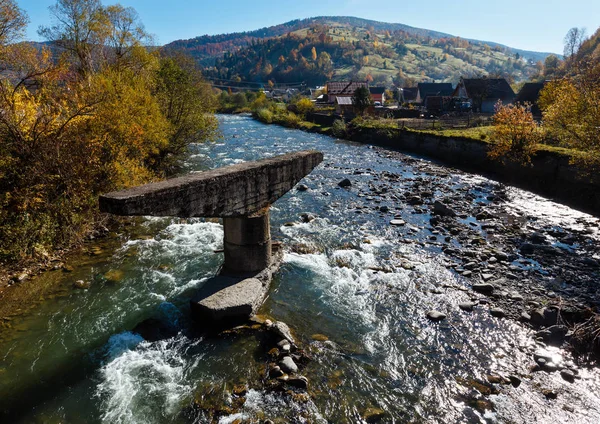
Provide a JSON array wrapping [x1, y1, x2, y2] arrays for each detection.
[[352, 86, 373, 115], [154, 54, 218, 173]]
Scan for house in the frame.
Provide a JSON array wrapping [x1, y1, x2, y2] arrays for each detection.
[[335, 96, 354, 114], [515, 82, 546, 116], [326, 81, 368, 104], [453, 78, 515, 113], [424, 96, 453, 115], [416, 83, 453, 104], [400, 87, 418, 104], [369, 87, 386, 104]]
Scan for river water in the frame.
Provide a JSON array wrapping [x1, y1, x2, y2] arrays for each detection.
[[1, 114, 599, 423]]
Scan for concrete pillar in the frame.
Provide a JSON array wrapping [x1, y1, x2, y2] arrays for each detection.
[[223, 208, 271, 273]]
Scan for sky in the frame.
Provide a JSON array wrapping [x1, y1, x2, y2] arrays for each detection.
[[17, 0, 599, 54]]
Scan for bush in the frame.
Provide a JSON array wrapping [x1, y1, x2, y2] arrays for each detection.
[[295, 97, 315, 117], [489, 102, 541, 163], [332, 119, 347, 138], [280, 112, 301, 128], [255, 107, 274, 124]]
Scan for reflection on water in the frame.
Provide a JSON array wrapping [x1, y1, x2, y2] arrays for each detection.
[[1, 114, 599, 423]]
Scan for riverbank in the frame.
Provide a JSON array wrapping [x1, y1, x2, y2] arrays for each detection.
[[249, 110, 600, 216], [246, 111, 600, 360]]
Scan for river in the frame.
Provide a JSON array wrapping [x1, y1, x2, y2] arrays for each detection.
[[1, 114, 599, 423]]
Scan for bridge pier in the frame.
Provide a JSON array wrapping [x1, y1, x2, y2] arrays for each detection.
[[99, 150, 323, 324], [223, 208, 271, 274]]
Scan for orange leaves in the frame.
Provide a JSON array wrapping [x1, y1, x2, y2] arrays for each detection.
[[489, 101, 541, 164]]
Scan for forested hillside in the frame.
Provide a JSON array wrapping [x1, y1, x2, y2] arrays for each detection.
[[166, 17, 554, 87]]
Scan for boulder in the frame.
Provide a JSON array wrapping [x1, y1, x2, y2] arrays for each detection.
[[433, 200, 456, 217], [426, 310, 447, 321], [338, 178, 352, 188], [279, 356, 298, 374]]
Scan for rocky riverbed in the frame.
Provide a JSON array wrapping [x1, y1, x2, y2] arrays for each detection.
[[2, 114, 600, 423]]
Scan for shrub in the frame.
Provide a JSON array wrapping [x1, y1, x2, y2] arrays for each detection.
[[255, 107, 274, 124], [489, 101, 541, 163], [295, 97, 315, 117], [332, 119, 347, 138]]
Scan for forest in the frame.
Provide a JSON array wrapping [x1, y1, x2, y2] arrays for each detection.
[[0, 0, 218, 263]]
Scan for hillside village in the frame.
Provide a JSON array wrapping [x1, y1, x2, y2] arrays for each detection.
[[263, 76, 525, 118]]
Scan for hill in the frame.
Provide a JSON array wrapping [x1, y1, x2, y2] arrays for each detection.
[[164, 16, 556, 88]]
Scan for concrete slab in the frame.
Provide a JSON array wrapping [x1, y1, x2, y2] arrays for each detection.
[[99, 150, 324, 218], [190, 247, 283, 324]]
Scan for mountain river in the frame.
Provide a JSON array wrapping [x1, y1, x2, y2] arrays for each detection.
[[1, 114, 600, 423]]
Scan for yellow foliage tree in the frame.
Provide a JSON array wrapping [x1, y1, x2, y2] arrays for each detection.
[[539, 61, 600, 170], [489, 102, 541, 164]]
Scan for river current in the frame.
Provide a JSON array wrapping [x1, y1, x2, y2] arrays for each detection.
[[1, 114, 599, 423]]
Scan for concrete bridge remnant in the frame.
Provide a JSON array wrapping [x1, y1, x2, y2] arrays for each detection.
[[99, 150, 324, 323]]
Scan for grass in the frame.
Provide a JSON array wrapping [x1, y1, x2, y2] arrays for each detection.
[[350, 117, 583, 160]]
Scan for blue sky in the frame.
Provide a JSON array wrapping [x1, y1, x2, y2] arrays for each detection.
[[17, 0, 599, 54]]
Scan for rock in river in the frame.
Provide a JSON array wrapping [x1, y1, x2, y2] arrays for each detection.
[[433, 200, 456, 217], [426, 310, 447, 321], [472, 283, 495, 295], [459, 302, 476, 312], [279, 356, 299, 374], [338, 178, 352, 188]]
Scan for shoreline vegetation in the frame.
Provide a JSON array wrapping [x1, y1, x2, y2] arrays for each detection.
[[218, 91, 588, 165], [0, 0, 218, 287]]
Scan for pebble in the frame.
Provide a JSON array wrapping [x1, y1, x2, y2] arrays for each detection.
[[509, 375, 522, 387], [279, 356, 299, 374], [458, 302, 476, 312], [286, 375, 309, 390], [490, 308, 506, 318], [426, 310, 447, 321], [473, 283, 495, 294], [73, 280, 91, 289], [390, 219, 406, 226], [560, 369, 575, 383]]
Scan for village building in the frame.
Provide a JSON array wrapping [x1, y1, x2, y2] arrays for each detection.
[[453, 78, 515, 113], [325, 81, 368, 104], [415, 83, 453, 104], [335, 96, 354, 114], [369, 87, 386, 105], [515, 82, 547, 116], [400, 87, 418, 104]]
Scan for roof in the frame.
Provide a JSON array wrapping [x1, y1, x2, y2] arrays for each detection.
[[401, 87, 418, 101], [515, 82, 545, 104], [369, 87, 386, 95], [336, 97, 354, 105], [417, 83, 453, 98], [327, 81, 368, 96], [460, 78, 516, 101]]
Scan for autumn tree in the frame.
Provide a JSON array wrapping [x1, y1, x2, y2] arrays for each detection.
[[311, 46, 317, 61], [0, 0, 28, 45], [488, 101, 541, 164], [564, 27, 587, 60], [539, 60, 600, 170], [39, 0, 108, 76], [0, 0, 217, 260]]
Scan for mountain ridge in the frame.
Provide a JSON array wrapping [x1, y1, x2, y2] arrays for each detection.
[[165, 16, 556, 66]]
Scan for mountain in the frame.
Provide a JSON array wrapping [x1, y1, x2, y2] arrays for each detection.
[[164, 16, 555, 87]]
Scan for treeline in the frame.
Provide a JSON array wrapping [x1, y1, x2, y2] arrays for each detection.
[[0, 0, 218, 262]]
